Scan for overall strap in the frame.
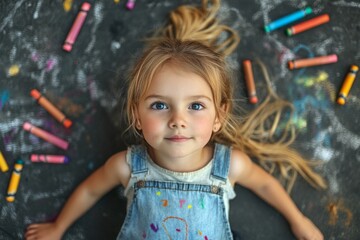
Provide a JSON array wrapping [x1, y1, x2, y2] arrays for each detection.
[[129, 145, 148, 175], [210, 143, 231, 184]]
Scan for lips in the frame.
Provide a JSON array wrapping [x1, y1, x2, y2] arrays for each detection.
[[165, 135, 190, 142]]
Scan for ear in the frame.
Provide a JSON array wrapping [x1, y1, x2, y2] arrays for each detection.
[[135, 119, 142, 130], [213, 104, 227, 133], [133, 107, 142, 130], [213, 121, 221, 133]]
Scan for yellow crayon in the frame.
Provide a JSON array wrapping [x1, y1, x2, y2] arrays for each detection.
[[6, 159, 24, 202], [0, 151, 9, 172], [337, 65, 359, 105]]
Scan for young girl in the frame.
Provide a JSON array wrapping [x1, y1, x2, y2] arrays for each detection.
[[25, 1, 326, 239]]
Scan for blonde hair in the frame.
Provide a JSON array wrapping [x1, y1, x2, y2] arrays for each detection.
[[126, 0, 326, 191]]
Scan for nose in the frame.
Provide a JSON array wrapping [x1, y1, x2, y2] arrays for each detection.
[[168, 110, 187, 129]]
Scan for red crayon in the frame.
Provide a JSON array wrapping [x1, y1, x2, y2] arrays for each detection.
[[63, 2, 91, 52], [288, 54, 338, 70], [31, 154, 69, 164], [286, 14, 330, 36], [242, 60, 258, 104]]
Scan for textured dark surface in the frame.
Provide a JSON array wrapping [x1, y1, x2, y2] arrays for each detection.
[[0, 0, 359, 239]]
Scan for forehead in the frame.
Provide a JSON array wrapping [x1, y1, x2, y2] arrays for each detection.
[[145, 62, 213, 97]]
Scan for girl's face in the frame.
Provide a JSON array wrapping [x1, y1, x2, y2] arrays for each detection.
[[136, 62, 220, 162]]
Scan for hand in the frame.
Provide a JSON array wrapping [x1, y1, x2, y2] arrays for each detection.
[[25, 223, 64, 240], [291, 216, 324, 240]]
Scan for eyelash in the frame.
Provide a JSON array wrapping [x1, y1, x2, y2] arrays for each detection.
[[189, 102, 204, 110], [149, 102, 205, 110], [150, 102, 168, 110]]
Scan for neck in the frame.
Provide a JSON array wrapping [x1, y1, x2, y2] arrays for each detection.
[[148, 145, 213, 172]]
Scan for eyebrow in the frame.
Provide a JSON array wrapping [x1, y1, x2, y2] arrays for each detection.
[[144, 94, 213, 102]]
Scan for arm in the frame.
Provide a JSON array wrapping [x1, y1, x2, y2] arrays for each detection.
[[25, 150, 131, 240], [228, 149, 323, 240]]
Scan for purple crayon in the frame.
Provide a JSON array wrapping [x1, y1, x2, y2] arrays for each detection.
[[31, 154, 69, 164]]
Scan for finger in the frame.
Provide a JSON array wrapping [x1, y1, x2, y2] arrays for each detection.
[[25, 233, 36, 240], [26, 224, 40, 230], [25, 227, 40, 238], [25, 228, 35, 236], [25, 230, 36, 239]]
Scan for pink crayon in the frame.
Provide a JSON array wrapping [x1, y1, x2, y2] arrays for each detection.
[[31, 154, 69, 164], [23, 122, 69, 150], [126, 0, 136, 10], [63, 2, 91, 52]]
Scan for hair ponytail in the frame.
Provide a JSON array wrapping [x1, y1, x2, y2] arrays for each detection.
[[149, 0, 240, 57]]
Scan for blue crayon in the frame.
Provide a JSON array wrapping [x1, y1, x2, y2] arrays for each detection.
[[264, 7, 312, 33]]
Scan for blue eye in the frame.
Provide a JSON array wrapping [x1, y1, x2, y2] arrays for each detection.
[[151, 102, 168, 110], [190, 103, 204, 110]]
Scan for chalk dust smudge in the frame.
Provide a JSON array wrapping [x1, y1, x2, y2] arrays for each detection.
[[56, 96, 84, 117], [313, 146, 335, 162], [295, 71, 328, 87], [45, 57, 58, 72], [327, 199, 353, 227], [63, 0, 73, 12], [85, 2, 104, 53], [33, 0, 44, 19], [0, 0, 26, 32], [325, 110, 360, 150], [30, 188, 68, 201], [0, 90, 10, 110], [311, 38, 337, 55], [7, 64, 20, 77], [0, 204, 18, 221], [9, 46, 17, 61], [332, 0, 360, 8]]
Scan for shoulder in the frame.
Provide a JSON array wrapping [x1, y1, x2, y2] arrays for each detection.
[[103, 149, 131, 187], [228, 148, 275, 190], [228, 148, 255, 185]]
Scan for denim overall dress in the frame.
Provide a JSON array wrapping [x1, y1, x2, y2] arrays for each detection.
[[117, 143, 234, 240]]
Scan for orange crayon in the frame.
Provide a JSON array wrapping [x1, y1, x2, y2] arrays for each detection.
[[337, 65, 359, 105], [242, 60, 258, 104], [286, 14, 330, 36], [288, 54, 338, 70], [30, 89, 72, 128]]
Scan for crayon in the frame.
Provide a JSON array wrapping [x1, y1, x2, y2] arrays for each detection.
[[286, 14, 330, 36], [288, 54, 338, 70], [6, 159, 24, 202], [126, 0, 136, 10], [30, 89, 72, 128], [264, 7, 312, 33], [63, 2, 91, 52], [31, 154, 70, 164], [337, 65, 359, 105], [242, 60, 258, 104], [0, 151, 9, 172], [23, 122, 69, 150]]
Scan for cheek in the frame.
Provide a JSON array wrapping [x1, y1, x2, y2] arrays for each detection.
[[192, 116, 216, 136], [140, 115, 165, 136]]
